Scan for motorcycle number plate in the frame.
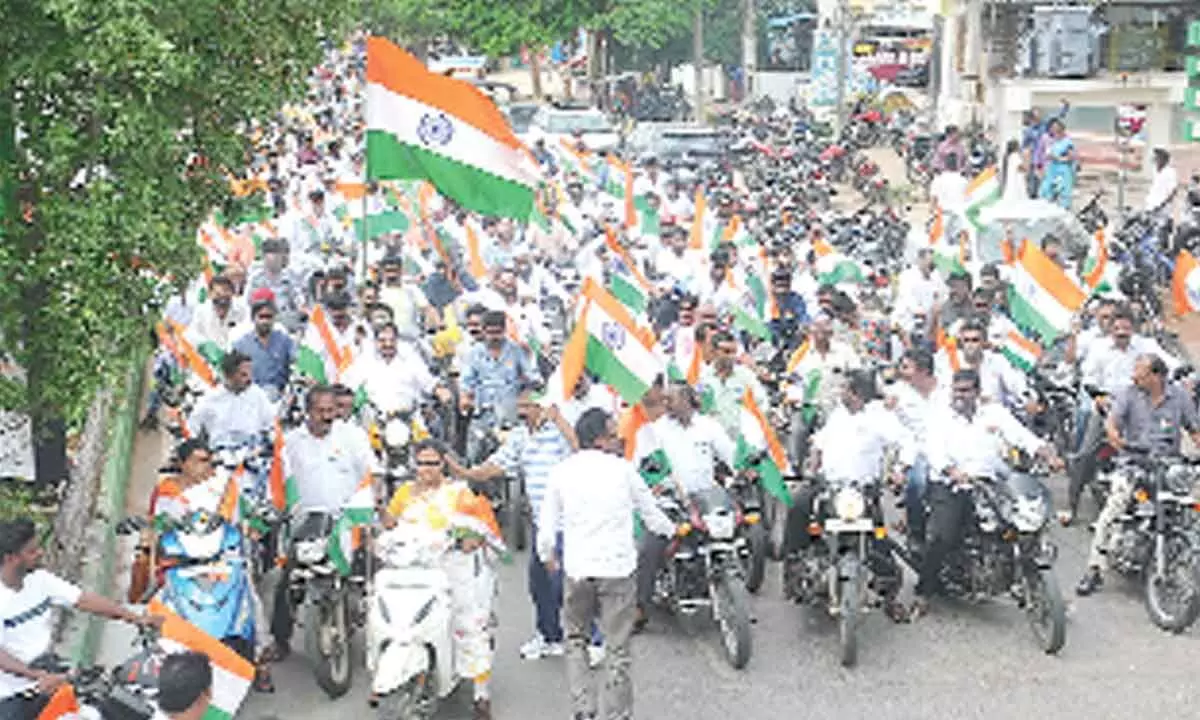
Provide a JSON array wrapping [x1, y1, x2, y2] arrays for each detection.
[[823, 518, 874, 533]]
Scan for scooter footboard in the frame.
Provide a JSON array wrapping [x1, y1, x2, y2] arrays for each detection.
[[373, 642, 430, 696]]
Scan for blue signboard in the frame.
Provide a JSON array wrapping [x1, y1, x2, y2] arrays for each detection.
[[809, 29, 838, 106]]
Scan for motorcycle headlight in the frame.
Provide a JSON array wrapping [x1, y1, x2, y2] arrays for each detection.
[[704, 510, 736, 540], [1010, 495, 1048, 532], [295, 538, 327, 565], [833, 488, 866, 521], [384, 418, 410, 448]]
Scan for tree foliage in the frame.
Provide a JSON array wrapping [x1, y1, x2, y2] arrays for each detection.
[[0, 1, 356, 433]]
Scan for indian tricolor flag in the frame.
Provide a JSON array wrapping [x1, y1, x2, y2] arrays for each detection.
[[268, 420, 298, 512], [999, 328, 1043, 373], [36, 686, 78, 720], [364, 37, 538, 220], [964, 166, 1001, 230], [147, 599, 254, 720], [928, 207, 968, 275], [1172, 249, 1200, 316], [812, 237, 865, 285], [553, 278, 660, 405], [296, 304, 352, 384], [689, 188, 714, 250], [1007, 239, 1087, 344], [330, 474, 375, 576], [734, 389, 793, 506]]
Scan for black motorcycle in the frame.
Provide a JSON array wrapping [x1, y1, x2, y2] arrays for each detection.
[[1099, 446, 1200, 633]]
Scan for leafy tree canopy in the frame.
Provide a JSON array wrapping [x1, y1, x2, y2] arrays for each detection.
[[0, 1, 356, 424]]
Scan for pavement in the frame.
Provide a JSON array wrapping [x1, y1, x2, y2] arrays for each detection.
[[88, 148, 1200, 720]]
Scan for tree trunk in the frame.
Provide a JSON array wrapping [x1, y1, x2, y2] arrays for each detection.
[[530, 50, 544, 101]]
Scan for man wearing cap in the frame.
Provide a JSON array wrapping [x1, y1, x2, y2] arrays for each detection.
[[233, 290, 296, 402]]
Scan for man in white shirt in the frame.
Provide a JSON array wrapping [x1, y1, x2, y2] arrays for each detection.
[[885, 348, 944, 550], [272, 386, 375, 655], [0, 519, 162, 717], [784, 371, 914, 557], [633, 383, 735, 623], [928, 153, 968, 213], [344, 322, 447, 416], [893, 249, 946, 333], [187, 350, 275, 448], [1066, 307, 1179, 524], [913, 368, 1059, 617], [537, 408, 676, 720], [935, 320, 1028, 409], [1144, 147, 1178, 221], [188, 275, 250, 352]]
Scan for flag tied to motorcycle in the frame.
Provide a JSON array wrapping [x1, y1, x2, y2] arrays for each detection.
[[365, 36, 539, 221], [329, 473, 376, 575], [147, 599, 254, 720]]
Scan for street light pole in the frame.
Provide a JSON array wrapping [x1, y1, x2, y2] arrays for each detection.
[[833, 0, 850, 134]]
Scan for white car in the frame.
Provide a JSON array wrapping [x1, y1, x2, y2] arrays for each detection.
[[526, 105, 619, 152]]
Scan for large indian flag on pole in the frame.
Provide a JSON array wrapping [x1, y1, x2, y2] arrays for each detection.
[[1007, 239, 1087, 345], [147, 599, 254, 720], [364, 37, 538, 220]]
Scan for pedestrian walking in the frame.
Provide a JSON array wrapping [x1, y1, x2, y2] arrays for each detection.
[[537, 408, 678, 720]]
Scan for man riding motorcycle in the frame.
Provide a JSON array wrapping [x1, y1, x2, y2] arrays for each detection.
[[782, 370, 914, 620], [0, 518, 163, 719], [459, 310, 539, 427], [187, 351, 274, 448], [633, 382, 737, 630], [884, 348, 943, 552], [1076, 353, 1200, 596], [698, 329, 768, 440], [913, 369, 1062, 618], [271, 386, 376, 659]]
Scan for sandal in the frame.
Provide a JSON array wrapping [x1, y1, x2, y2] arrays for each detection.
[[254, 666, 275, 693]]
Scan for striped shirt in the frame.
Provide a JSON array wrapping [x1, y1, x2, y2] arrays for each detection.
[[487, 421, 572, 527]]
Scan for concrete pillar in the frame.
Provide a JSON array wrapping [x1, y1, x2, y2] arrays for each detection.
[[1144, 100, 1172, 177]]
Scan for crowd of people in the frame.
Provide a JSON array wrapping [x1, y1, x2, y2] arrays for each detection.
[[3, 30, 1198, 720]]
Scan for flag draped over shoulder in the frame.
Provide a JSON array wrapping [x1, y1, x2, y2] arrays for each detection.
[[364, 37, 538, 220]]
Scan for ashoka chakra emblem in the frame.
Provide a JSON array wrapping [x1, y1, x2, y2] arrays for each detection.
[[601, 321, 626, 349], [417, 112, 454, 147]]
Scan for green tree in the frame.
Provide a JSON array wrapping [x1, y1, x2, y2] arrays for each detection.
[[0, 1, 356, 483]]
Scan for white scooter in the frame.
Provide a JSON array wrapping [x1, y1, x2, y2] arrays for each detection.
[[367, 524, 462, 720]]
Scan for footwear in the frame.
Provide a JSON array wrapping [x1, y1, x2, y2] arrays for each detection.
[[253, 666, 275, 693], [909, 597, 930, 621], [519, 635, 563, 659], [587, 644, 605, 668], [1076, 567, 1103, 596], [632, 606, 648, 635], [1057, 511, 1074, 527], [265, 640, 290, 662], [473, 699, 492, 720]]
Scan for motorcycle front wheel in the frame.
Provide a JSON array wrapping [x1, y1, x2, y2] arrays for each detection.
[[838, 562, 860, 668], [743, 523, 769, 594], [1023, 567, 1066, 654], [713, 573, 753, 670], [376, 675, 436, 720], [1143, 533, 1200, 633], [306, 594, 354, 698]]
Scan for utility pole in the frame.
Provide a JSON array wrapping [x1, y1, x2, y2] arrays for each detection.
[[833, 0, 851, 133], [693, 7, 705, 123], [961, 0, 984, 127], [742, 0, 758, 101]]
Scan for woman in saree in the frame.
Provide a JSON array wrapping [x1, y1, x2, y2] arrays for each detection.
[[383, 439, 504, 720], [1038, 118, 1078, 209]]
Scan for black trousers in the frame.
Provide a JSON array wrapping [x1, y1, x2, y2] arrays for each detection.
[[782, 481, 821, 556], [915, 482, 973, 598]]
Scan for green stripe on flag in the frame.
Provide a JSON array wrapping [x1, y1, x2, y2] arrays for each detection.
[[1006, 287, 1062, 346], [734, 435, 793, 507], [732, 306, 771, 341], [353, 210, 410, 242], [584, 336, 651, 404], [609, 274, 647, 314], [295, 345, 327, 384], [366, 131, 534, 221]]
